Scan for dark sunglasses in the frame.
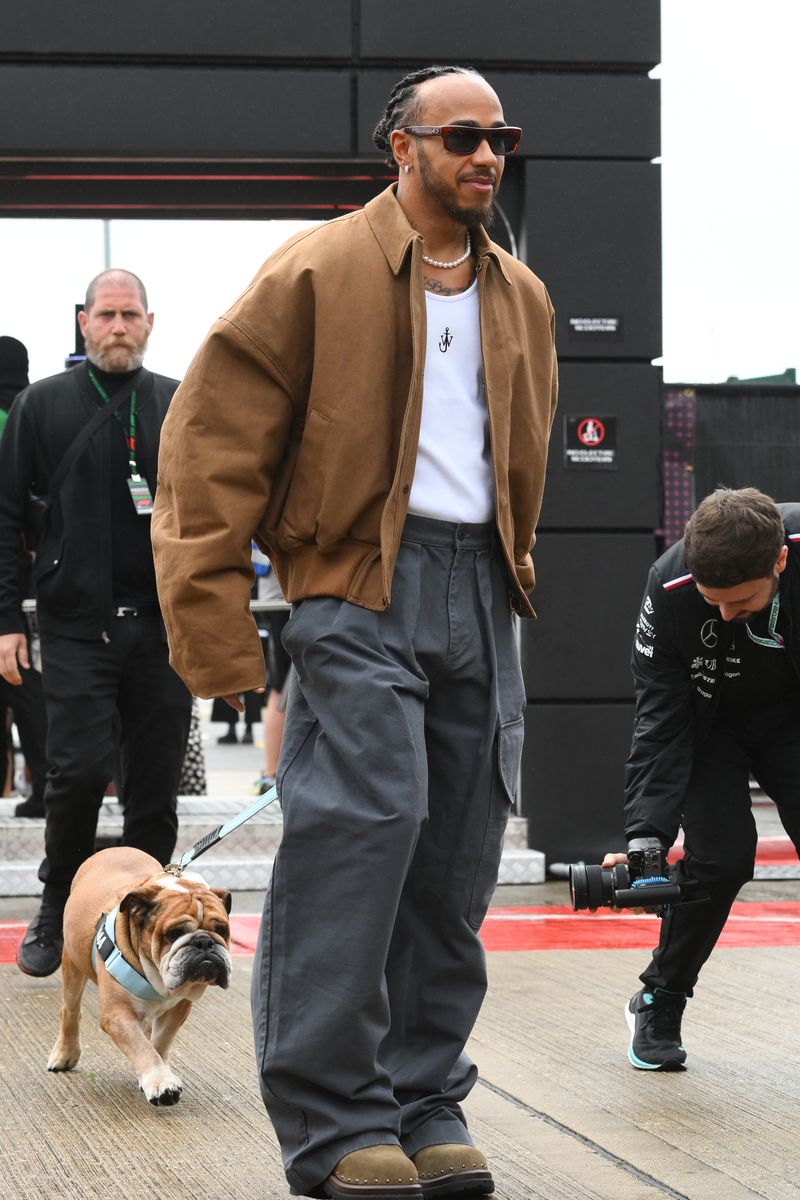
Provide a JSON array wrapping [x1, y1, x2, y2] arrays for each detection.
[[401, 125, 522, 156]]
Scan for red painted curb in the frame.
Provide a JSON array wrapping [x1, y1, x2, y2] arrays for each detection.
[[5, 902, 800, 963]]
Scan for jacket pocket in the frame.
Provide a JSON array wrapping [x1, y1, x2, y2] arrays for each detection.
[[277, 408, 332, 548], [468, 716, 525, 931], [31, 538, 63, 587]]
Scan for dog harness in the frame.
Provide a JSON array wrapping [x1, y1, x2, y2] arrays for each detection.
[[93, 908, 164, 1001], [89, 785, 280, 1001]]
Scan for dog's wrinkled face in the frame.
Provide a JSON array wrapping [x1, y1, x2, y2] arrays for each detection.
[[120, 871, 232, 993]]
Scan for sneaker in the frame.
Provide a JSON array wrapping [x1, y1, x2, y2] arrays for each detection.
[[253, 773, 276, 797], [625, 987, 687, 1070], [17, 902, 65, 977], [14, 796, 46, 818]]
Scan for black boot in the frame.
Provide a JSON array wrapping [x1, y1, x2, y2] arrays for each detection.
[[17, 899, 65, 977], [14, 796, 46, 818]]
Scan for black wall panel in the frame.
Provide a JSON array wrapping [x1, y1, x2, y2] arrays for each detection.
[[522, 533, 655, 700], [357, 71, 660, 160], [5, 1, 353, 59], [693, 386, 800, 504], [0, 66, 352, 157], [523, 703, 631, 864], [359, 0, 660, 66], [538, 363, 661, 530], [525, 161, 662, 361]]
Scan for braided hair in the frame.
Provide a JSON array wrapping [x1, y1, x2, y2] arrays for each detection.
[[373, 65, 481, 168]]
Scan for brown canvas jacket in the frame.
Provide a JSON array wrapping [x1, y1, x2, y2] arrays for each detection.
[[152, 184, 558, 698]]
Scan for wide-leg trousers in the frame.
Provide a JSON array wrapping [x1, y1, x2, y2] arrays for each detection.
[[251, 516, 526, 1197]]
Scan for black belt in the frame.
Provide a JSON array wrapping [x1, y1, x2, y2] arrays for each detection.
[[112, 606, 160, 618]]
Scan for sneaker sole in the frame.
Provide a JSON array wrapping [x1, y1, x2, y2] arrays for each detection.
[[16, 946, 62, 978], [624, 1000, 687, 1071]]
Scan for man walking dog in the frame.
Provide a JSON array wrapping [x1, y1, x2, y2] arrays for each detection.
[[153, 67, 557, 1199]]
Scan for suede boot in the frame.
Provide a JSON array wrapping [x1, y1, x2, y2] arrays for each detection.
[[412, 1144, 494, 1196], [325, 1145, 422, 1199]]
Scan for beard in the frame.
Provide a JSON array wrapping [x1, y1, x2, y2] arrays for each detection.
[[417, 144, 497, 229], [85, 330, 149, 373], [729, 574, 780, 622]]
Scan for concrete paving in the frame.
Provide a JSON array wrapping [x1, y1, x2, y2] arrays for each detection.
[[3, 871, 800, 1199], [2, 712, 800, 1198]]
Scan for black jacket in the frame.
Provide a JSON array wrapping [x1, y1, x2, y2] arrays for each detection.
[[0, 361, 179, 640], [625, 503, 800, 844]]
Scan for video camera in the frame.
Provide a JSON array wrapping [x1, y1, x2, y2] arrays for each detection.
[[569, 837, 708, 914]]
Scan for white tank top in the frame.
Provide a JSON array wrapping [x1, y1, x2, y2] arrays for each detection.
[[408, 280, 496, 524]]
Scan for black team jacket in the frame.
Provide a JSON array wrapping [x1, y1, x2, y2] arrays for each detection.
[[624, 503, 800, 845]]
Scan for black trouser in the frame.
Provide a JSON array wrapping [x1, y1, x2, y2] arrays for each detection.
[[642, 701, 800, 995], [0, 656, 48, 805], [38, 618, 192, 906]]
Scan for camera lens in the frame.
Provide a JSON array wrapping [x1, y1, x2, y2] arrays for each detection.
[[569, 864, 613, 910], [569, 864, 590, 910], [569, 863, 626, 910]]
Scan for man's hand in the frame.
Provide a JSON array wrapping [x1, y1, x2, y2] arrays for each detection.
[[220, 688, 265, 713], [0, 632, 30, 686], [589, 851, 629, 914]]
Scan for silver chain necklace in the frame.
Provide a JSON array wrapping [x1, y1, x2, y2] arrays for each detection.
[[422, 232, 471, 270]]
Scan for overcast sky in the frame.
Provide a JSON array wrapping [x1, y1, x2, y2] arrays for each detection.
[[1, 1, 798, 386], [657, 0, 800, 383]]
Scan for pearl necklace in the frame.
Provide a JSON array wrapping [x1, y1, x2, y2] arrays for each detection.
[[422, 232, 471, 270]]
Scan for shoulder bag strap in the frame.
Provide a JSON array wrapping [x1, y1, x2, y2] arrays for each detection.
[[47, 368, 144, 501]]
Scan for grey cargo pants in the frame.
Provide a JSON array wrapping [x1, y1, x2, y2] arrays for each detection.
[[251, 515, 526, 1196]]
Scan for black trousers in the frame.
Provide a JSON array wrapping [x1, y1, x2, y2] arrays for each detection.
[[38, 618, 192, 905], [642, 701, 800, 995], [0, 655, 48, 805]]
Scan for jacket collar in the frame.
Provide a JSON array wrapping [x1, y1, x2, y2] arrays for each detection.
[[74, 358, 153, 408], [364, 184, 512, 285]]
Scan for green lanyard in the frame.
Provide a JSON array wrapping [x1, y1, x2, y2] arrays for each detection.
[[87, 366, 140, 478], [745, 591, 784, 650]]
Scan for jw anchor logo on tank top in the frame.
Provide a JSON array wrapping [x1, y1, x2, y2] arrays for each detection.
[[438, 327, 454, 353]]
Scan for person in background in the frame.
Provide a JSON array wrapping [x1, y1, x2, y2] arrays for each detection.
[[608, 488, 800, 1072], [252, 549, 289, 796], [0, 335, 48, 819], [211, 545, 269, 744], [0, 336, 28, 438], [0, 270, 192, 977]]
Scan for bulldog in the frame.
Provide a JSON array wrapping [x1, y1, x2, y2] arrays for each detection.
[[47, 846, 232, 1106]]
